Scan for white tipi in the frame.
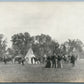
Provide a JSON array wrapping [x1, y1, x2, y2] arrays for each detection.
[[25, 48, 35, 64]]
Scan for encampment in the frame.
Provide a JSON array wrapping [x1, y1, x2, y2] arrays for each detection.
[[25, 48, 35, 64]]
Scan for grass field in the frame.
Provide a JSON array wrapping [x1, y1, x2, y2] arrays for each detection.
[[0, 59, 84, 82]]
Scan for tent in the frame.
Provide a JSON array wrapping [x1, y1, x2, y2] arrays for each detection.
[[25, 48, 35, 64]]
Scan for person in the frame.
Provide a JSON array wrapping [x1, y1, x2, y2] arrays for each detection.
[[57, 55, 63, 68], [44, 54, 47, 63], [21, 57, 25, 65], [3, 55, 7, 64], [71, 54, 76, 67], [4, 58, 7, 64], [51, 54, 57, 68], [63, 55, 67, 63], [45, 56, 51, 68], [31, 57, 34, 64]]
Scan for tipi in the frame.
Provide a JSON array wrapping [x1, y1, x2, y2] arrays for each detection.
[[25, 48, 35, 64]]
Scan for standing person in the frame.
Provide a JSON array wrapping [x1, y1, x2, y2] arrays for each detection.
[[51, 54, 57, 68], [44, 54, 47, 63], [71, 54, 76, 67], [3, 55, 7, 64], [57, 55, 63, 68], [21, 57, 25, 65], [45, 56, 51, 68]]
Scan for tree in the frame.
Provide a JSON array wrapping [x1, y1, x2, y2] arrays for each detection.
[[32, 34, 60, 58], [62, 39, 84, 56], [11, 32, 33, 56], [7, 48, 15, 58], [0, 34, 7, 57]]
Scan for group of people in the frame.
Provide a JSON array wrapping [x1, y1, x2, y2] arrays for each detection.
[[45, 53, 77, 68], [2, 53, 77, 68]]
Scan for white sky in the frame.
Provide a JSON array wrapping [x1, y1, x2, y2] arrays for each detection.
[[0, 2, 84, 47]]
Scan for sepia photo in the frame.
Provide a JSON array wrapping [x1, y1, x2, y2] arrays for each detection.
[[0, 1, 84, 82]]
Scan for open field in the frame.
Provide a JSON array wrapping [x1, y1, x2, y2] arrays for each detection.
[[0, 59, 84, 82]]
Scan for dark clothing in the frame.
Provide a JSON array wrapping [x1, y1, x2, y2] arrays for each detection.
[[21, 57, 25, 65], [51, 55, 56, 68], [45, 56, 51, 68], [3, 56, 7, 64], [71, 55, 76, 66], [52, 61, 56, 68], [45, 60, 51, 68], [51, 55, 56, 63], [57, 56, 62, 61], [4, 59, 7, 64]]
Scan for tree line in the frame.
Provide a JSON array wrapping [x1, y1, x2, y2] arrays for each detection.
[[0, 32, 84, 60]]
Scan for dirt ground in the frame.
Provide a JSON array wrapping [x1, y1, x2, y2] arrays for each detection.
[[0, 59, 84, 82]]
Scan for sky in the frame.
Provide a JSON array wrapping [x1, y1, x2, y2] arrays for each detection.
[[0, 2, 84, 47]]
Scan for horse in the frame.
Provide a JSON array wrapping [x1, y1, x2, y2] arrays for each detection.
[[14, 56, 25, 65], [2, 56, 13, 64]]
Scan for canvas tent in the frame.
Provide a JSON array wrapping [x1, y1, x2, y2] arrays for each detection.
[[25, 48, 35, 64]]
